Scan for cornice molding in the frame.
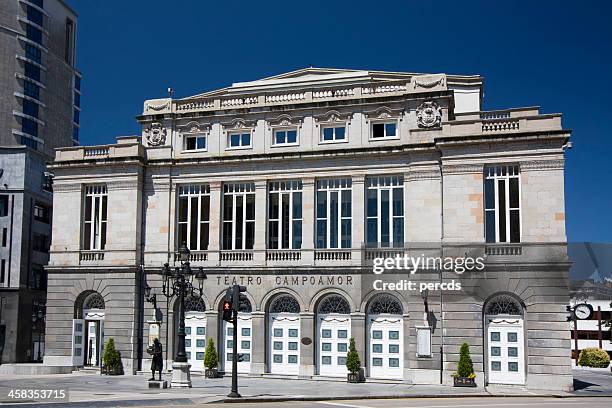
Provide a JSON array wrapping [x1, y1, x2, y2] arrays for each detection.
[[52, 183, 82, 193], [107, 180, 141, 191], [442, 163, 483, 175], [178, 121, 211, 134], [520, 159, 564, 171], [220, 117, 256, 131], [363, 106, 404, 122], [313, 110, 353, 124], [266, 113, 303, 128], [405, 168, 441, 181]]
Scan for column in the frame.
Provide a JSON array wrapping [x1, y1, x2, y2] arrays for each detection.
[[253, 180, 267, 264], [299, 312, 315, 377], [208, 181, 222, 265], [204, 310, 218, 355], [301, 177, 315, 265], [350, 312, 366, 377], [351, 175, 366, 264], [250, 311, 266, 375]]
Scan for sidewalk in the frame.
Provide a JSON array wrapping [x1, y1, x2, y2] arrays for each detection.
[[0, 371, 587, 407]]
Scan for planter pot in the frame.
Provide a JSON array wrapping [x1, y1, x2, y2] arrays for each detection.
[[101, 365, 123, 376], [205, 368, 219, 378], [347, 369, 365, 383], [453, 376, 476, 387]]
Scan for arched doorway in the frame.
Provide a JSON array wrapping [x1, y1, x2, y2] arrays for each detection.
[[221, 296, 252, 373], [366, 294, 403, 379], [484, 294, 525, 385], [72, 291, 105, 367], [267, 294, 301, 375], [179, 295, 206, 372], [316, 294, 351, 377]]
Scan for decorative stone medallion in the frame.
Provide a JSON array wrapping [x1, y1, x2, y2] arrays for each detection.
[[416, 101, 442, 128], [145, 122, 167, 146]]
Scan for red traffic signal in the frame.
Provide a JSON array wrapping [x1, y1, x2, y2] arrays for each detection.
[[222, 289, 233, 322]]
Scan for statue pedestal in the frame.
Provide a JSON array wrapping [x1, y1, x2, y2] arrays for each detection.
[[148, 380, 168, 389], [170, 362, 192, 388]]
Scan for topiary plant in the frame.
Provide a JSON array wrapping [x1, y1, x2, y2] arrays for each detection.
[[578, 348, 610, 368], [455, 342, 475, 378], [204, 337, 219, 369], [345, 337, 361, 374], [102, 337, 123, 374]]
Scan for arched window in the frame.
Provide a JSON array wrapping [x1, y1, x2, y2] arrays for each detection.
[[367, 294, 403, 314], [185, 296, 206, 312], [485, 294, 523, 315], [317, 295, 350, 314], [269, 295, 300, 313], [238, 297, 252, 313], [83, 292, 105, 310]]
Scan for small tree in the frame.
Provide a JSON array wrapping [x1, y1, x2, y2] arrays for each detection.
[[345, 337, 361, 374], [102, 337, 123, 374], [204, 338, 219, 369], [456, 342, 475, 378]]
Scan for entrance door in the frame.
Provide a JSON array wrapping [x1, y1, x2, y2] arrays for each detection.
[[223, 314, 252, 373], [185, 312, 207, 371], [71, 319, 85, 366], [318, 314, 351, 377], [368, 315, 402, 379], [486, 316, 525, 385], [86, 321, 99, 366], [269, 313, 300, 375]]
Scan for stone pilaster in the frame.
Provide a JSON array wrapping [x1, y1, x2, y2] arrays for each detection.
[[351, 175, 366, 262], [301, 178, 315, 265], [253, 181, 267, 264], [250, 311, 266, 375], [208, 181, 222, 265], [350, 312, 366, 376], [299, 312, 315, 377]]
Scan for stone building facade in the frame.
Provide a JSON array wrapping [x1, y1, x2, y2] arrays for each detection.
[[43, 68, 572, 390]]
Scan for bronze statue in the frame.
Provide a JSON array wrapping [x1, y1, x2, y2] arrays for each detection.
[[148, 338, 163, 381]]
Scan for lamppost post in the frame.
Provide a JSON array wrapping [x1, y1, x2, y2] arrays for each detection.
[[144, 243, 207, 389]]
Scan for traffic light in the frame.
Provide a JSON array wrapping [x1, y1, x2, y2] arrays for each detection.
[[222, 289, 233, 322], [232, 285, 247, 311]]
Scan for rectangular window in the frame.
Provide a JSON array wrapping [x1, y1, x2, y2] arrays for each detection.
[[184, 134, 207, 151], [74, 75, 81, 91], [26, 24, 43, 44], [316, 179, 352, 249], [227, 132, 251, 149], [25, 44, 41, 63], [23, 80, 40, 99], [24, 62, 41, 82], [72, 126, 79, 141], [74, 92, 80, 108], [222, 183, 255, 250], [268, 180, 302, 249], [65, 19, 74, 65], [23, 99, 39, 118], [321, 126, 346, 142], [371, 122, 397, 139], [366, 176, 404, 248], [73, 109, 79, 124], [32, 233, 48, 253], [484, 165, 521, 243], [2, 228, 7, 247], [33, 203, 49, 223], [30, 0, 43, 8], [27, 5, 44, 26], [177, 185, 210, 251], [30, 264, 46, 290], [22, 117, 38, 137], [82, 185, 107, 250], [273, 129, 298, 145], [0, 195, 8, 217], [1, 259, 5, 285]]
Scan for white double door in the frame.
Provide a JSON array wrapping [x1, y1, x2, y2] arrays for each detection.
[[269, 313, 300, 375], [223, 314, 252, 373], [318, 314, 351, 377], [368, 315, 403, 379], [72, 315, 104, 367], [486, 316, 525, 385], [185, 312, 207, 371]]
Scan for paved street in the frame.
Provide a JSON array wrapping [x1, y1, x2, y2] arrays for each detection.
[[0, 368, 609, 407]]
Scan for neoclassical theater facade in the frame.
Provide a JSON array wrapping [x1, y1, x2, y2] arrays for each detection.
[[43, 68, 572, 390]]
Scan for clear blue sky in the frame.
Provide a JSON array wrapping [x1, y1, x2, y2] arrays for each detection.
[[70, 0, 612, 243]]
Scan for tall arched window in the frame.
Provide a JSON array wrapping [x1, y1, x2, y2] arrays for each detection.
[[317, 294, 350, 314], [270, 295, 300, 313]]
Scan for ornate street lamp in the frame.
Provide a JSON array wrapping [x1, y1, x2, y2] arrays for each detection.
[[155, 243, 207, 388]]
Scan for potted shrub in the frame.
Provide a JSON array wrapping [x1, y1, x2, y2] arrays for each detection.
[[101, 338, 124, 375], [452, 342, 476, 387], [204, 338, 220, 378], [578, 347, 610, 368], [345, 337, 365, 383]]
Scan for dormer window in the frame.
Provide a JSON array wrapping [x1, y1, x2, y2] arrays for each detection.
[[273, 128, 298, 146], [371, 122, 397, 139], [228, 131, 252, 148]]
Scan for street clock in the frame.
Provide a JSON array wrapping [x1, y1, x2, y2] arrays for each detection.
[[574, 303, 593, 320]]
